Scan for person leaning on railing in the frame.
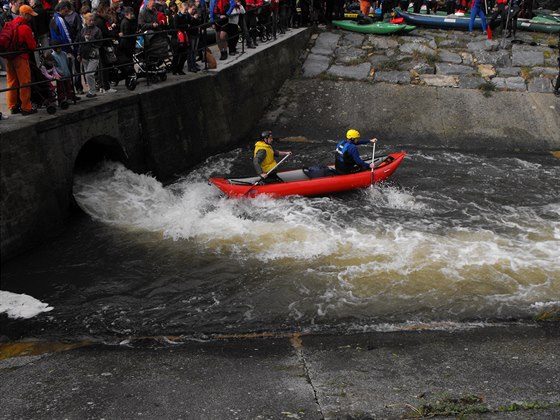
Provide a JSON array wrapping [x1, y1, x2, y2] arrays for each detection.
[[170, 1, 189, 74], [118, 6, 137, 76], [4, 5, 38, 115], [94, 2, 118, 93], [76, 12, 102, 98], [186, 2, 202, 71], [209, 0, 235, 60]]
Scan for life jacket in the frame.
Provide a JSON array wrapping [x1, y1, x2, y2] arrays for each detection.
[[254, 141, 277, 173], [214, 0, 230, 16], [245, 0, 263, 11], [334, 140, 357, 173]]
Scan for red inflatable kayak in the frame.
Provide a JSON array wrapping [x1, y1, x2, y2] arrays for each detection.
[[209, 152, 406, 198]]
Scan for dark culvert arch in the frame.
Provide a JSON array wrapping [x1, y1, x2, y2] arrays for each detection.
[[74, 136, 129, 174]]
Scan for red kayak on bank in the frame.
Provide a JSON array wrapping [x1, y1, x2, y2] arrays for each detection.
[[209, 152, 406, 198]]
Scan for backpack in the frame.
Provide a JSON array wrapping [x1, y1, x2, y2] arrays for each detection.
[[303, 164, 335, 179], [0, 20, 22, 59]]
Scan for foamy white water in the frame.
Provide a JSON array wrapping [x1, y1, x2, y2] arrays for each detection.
[[6, 148, 552, 336], [0, 291, 54, 319]]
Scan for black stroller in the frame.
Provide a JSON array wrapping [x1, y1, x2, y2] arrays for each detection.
[[29, 61, 60, 114], [126, 31, 170, 89]]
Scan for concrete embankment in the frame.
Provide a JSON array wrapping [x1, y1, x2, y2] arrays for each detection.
[[1, 323, 559, 419]]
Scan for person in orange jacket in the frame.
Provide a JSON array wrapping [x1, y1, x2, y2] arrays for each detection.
[[5, 4, 38, 115], [359, 0, 370, 17]]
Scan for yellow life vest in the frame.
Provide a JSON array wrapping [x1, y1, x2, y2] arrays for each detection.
[[254, 141, 277, 173]]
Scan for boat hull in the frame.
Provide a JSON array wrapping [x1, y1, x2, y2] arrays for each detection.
[[209, 152, 406, 198], [395, 7, 488, 30], [516, 18, 560, 33], [333, 20, 415, 34]]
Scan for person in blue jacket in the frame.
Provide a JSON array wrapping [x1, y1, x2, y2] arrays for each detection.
[[335, 129, 377, 175]]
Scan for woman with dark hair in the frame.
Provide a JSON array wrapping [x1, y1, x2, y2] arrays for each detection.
[[94, 2, 118, 92], [171, 1, 189, 74]]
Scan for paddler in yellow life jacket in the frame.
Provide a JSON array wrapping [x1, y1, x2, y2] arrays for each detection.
[[253, 130, 291, 184]]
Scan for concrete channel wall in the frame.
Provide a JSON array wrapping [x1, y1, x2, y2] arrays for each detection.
[[0, 29, 311, 261]]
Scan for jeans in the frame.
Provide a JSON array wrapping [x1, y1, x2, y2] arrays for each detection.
[[469, 5, 487, 32]]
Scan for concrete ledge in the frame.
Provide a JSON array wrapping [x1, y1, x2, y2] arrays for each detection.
[[0, 323, 558, 419]]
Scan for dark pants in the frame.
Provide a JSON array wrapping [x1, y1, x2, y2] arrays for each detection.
[[261, 171, 283, 184], [171, 39, 188, 73]]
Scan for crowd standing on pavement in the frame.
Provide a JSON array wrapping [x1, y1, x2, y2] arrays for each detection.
[[1, 0, 558, 119], [1, 0, 328, 118]]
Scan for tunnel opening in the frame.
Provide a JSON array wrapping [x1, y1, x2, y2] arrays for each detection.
[[74, 136, 129, 174], [71, 137, 130, 215]]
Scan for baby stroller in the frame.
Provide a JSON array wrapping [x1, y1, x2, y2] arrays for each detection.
[[127, 31, 170, 89], [29, 60, 59, 114]]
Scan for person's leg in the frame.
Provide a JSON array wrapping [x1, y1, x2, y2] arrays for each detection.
[[469, 8, 476, 32], [15, 57, 32, 112], [171, 40, 180, 74], [5, 59, 20, 111], [88, 59, 99, 95], [479, 7, 487, 33]]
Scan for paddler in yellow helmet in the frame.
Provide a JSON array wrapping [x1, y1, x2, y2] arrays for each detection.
[[253, 130, 291, 184], [335, 129, 378, 175]]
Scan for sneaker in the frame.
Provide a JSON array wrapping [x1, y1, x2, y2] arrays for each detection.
[[86, 93, 97, 98], [21, 108, 38, 116], [104, 88, 117, 94], [10, 107, 21, 115]]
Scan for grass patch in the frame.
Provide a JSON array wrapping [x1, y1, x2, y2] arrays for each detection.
[[375, 57, 401, 71], [520, 66, 532, 80], [346, 55, 369, 66], [478, 80, 497, 97], [434, 35, 446, 46], [412, 50, 440, 66], [403, 394, 490, 418]]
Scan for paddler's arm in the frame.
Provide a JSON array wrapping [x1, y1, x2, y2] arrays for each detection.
[[349, 146, 371, 170], [253, 149, 267, 177]]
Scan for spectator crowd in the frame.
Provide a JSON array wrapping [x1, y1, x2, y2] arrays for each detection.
[[1, 0, 324, 118]]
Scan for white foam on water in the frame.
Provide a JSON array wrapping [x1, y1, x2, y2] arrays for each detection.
[[73, 159, 560, 320], [0, 291, 54, 319]]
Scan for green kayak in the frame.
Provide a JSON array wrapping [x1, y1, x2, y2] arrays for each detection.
[[516, 18, 560, 33], [332, 20, 416, 34]]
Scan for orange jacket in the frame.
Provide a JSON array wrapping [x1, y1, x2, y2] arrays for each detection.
[[10, 16, 37, 60]]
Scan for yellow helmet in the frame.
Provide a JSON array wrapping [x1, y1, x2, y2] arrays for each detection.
[[346, 129, 361, 139]]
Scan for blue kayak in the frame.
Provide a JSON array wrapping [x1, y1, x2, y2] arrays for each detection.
[[394, 7, 496, 31]]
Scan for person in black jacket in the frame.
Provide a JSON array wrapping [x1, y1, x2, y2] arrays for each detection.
[[94, 3, 118, 92], [118, 6, 137, 75], [171, 2, 189, 74], [186, 1, 201, 71], [30, 0, 50, 51]]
